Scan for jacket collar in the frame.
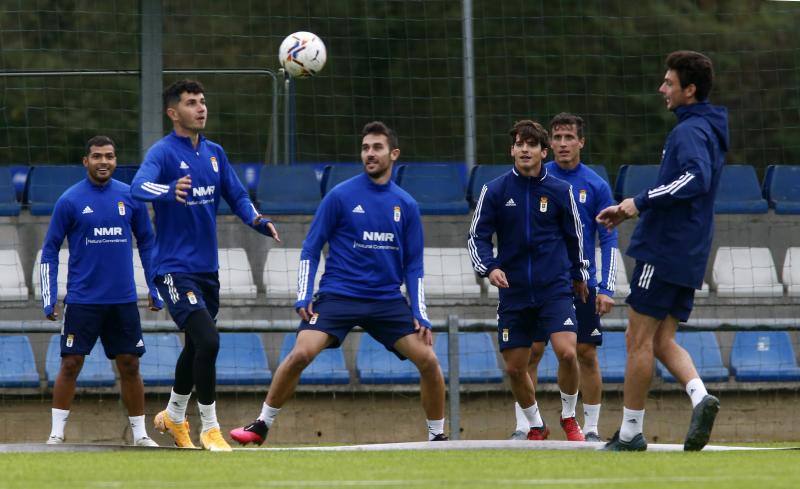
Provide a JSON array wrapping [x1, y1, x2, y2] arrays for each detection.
[[511, 166, 548, 183]]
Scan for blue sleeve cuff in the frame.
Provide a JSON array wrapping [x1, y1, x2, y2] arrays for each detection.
[[294, 299, 309, 311], [633, 192, 649, 212], [43, 304, 53, 318], [599, 288, 614, 298], [150, 289, 164, 309], [252, 217, 275, 237]]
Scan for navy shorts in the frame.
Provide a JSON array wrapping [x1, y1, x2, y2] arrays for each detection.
[[497, 297, 578, 351], [298, 293, 417, 360], [156, 272, 220, 329], [62, 302, 144, 359], [626, 261, 695, 322], [533, 288, 603, 345]]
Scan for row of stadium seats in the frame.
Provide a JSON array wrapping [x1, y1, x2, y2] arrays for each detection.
[[2, 330, 799, 389], [4, 246, 800, 303], [3, 162, 798, 216]]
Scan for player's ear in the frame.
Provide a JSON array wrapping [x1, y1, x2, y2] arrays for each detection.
[[390, 148, 400, 162], [165, 106, 178, 122], [541, 147, 548, 159], [82, 156, 89, 169]]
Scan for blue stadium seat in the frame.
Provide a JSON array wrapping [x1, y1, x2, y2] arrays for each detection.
[[256, 165, 321, 214], [766, 165, 800, 214], [467, 165, 508, 207], [613, 165, 659, 202], [113, 165, 139, 186], [0, 168, 22, 216], [27, 166, 86, 216], [0, 335, 39, 387], [396, 163, 469, 215], [321, 163, 363, 196], [762, 165, 775, 200], [356, 333, 419, 384], [45, 335, 115, 387], [434, 333, 503, 383], [656, 332, 728, 382], [280, 333, 349, 384], [534, 344, 559, 383], [586, 164, 611, 187], [217, 164, 260, 215], [597, 332, 626, 383], [9, 165, 30, 202], [714, 164, 768, 214], [730, 331, 800, 382], [217, 333, 272, 385], [139, 334, 181, 386]]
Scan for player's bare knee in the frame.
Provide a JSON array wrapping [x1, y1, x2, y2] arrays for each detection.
[[60, 356, 84, 379], [286, 348, 316, 369], [413, 350, 440, 377], [505, 362, 529, 379], [116, 355, 140, 379], [577, 344, 598, 368], [554, 347, 577, 364]]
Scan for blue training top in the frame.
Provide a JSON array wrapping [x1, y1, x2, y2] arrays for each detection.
[[295, 172, 431, 328], [545, 161, 619, 297], [40, 177, 160, 316], [131, 131, 273, 275]]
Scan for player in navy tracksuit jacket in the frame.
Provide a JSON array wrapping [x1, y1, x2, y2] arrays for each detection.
[[509, 113, 619, 442], [598, 51, 728, 452], [469, 120, 590, 441], [230, 121, 447, 446], [131, 80, 279, 451], [41, 136, 162, 447]]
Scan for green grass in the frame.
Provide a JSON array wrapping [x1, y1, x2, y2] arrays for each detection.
[[1, 449, 799, 489]]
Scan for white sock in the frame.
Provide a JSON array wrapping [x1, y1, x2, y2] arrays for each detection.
[[521, 402, 544, 428], [619, 407, 645, 442], [560, 391, 579, 419], [197, 401, 219, 432], [129, 415, 147, 441], [258, 403, 281, 429], [514, 402, 529, 432], [686, 378, 709, 408], [582, 403, 601, 434], [50, 408, 69, 439], [166, 390, 191, 423], [426, 418, 445, 440]]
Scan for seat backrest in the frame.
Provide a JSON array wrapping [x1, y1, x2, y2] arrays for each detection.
[[280, 333, 348, 384], [217, 333, 271, 385], [433, 332, 502, 383], [716, 165, 763, 201], [257, 165, 321, 212], [0, 335, 39, 387], [397, 163, 467, 203], [218, 248, 256, 291], [782, 247, 800, 286], [356, 333, 419, 384], [423, 248, 477, 287], [263, 248, 325, 298], [112, 165, 139, 186], [45, 335, 115, 387], [769, 165, 800, 204], [33, 249, 69, 300], [139, 334, 181, 386], [27, 166, 86, 215], [731, 331, 799, 370], [597, 332, 627, 382], [467, 165, 508, 205], [713, 247, 780, 288], [0, 249, 27, 291], [322, 163, 363, 196], [586, 164, 611, 187], [617, 165, 659, 201], [0, 168, 18, 204], [762, 165, 775, 200]]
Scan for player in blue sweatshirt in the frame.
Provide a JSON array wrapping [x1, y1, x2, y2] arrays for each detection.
[[469, 120, 590, 442], [230, 121, 447, 446], [41, 136, 162, 447], [598, 51, 728, 451], [509, 113, 618, 442], [131, 80, 279, 451]]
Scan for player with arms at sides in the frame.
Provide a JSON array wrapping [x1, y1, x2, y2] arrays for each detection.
[[598, 51, 727, 451], [230, 121, 447, 445], [42, 136, 162, 447], [509, 113, 618, 442], [131, 79, 279, 451], [469, 120, 590, 442]]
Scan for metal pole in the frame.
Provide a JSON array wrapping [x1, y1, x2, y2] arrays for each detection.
[[139, 0, 163, 160], [462, 0, 477, 172], [283, 71, 292, 165], [447, 314, 461, 440]]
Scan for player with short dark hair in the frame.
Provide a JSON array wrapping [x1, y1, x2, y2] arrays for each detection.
[[509, 113, 618, 442], [42, 136, 162, 447], [230, 121, 447, 446], [131, 79, 280, 451], [470, 119, 590, 442], [598, 50, 727, 451]]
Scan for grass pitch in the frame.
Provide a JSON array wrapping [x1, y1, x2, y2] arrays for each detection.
[[1, 447, 799, 489]]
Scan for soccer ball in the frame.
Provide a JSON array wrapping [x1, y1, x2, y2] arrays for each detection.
[[278, 31, 327, 78]]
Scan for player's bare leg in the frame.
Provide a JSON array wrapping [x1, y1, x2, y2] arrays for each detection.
[[550, 331, 584, 440], [116, 354, 157, 447], [503, 346, 549, 440], [394, 332, 447, 440], [230, 330, 333, 446], [511, 342, 546, 440], [48, 355, 84, 443]]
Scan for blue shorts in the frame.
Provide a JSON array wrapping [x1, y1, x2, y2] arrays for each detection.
[[497, 297, 578, 351], [626, 261, 695, 322], [62, 302, 144, 359], [156, 272, 220, 329], [533, 288, 603, 345], [298, 293, 417, 360]]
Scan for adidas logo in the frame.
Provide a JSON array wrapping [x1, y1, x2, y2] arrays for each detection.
[[352, 204, 365, 214], [627, 419, 638, 424], [505, 198, 516, 207], [179, 161, 189, 169], [563, 318, 574, 326], [591, 328, 601, 336], [135, 339, 144, 347], [82, 206, 93, 214]]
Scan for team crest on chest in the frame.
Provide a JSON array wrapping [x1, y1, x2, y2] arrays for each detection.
[[393, 206, 401, 222], [117, 201, 126, 216], [579, 189, 587, 203], [210, 156, 219, 173], [539, 196, 548, 213]]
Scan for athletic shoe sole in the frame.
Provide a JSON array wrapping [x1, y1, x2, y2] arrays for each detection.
[[684, 395, 720, 451]]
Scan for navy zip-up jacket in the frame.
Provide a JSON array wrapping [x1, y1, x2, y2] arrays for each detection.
[[545, 161, 619, 297], [40, 178, 161, 316], [131, 132, 273, 275], [468, 166, 590, 312], [295, 173, 430, 327], [629, 102, 729, 289]]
